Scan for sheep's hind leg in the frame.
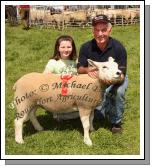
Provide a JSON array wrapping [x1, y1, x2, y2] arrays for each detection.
[[29, 107, 44, 131], [14, 112, 29, 144], [89, 110, 95, 132]]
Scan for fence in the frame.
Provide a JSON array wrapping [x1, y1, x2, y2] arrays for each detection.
[[28, 7, 140, 30], [5, 5, 140, 29]]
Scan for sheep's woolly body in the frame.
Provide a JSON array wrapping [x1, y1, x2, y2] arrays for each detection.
[[13, 58, 122, 146]]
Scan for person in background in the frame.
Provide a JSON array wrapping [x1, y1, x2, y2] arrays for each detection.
[[43, 35, 79, 121], [5, 5, 18, 26], [18, 5, 30, 30], [77, 14, 128, 133]]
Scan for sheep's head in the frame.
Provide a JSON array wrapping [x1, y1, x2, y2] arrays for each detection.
[[88, 57, 122, 83]]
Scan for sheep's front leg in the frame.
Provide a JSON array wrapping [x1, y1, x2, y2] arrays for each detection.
[[79, 107, 92, 146]]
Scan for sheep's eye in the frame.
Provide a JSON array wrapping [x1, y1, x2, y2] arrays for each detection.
[[103, 66, 107, 69]]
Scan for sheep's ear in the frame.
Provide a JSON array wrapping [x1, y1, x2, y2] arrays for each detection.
[[108, 57, 114, 62], [87, 59, 95, 66], [87, 59, 100, 68]]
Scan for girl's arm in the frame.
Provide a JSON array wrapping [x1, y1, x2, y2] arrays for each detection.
[[43, 68, 52, 74], [43, 59, 56, 74]]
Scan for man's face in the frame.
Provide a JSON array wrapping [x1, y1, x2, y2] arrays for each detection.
[[92, 22, 112, 45]]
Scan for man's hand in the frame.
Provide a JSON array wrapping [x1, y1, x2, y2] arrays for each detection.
[[88, 66, 99, 79], [117, 73, 125, 84], [101, 73, 125, 86]]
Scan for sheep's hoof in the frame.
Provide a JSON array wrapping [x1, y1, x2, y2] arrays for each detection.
[[37, 126, 44, 131], [15, 139, 24, 144], [84, 138, 92, 146]]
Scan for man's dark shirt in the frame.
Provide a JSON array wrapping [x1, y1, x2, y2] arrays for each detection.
[[77, 37, 127, 75]]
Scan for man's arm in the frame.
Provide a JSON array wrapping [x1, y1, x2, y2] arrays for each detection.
[[116, 43, 127, 76], [77, 66, 97, 74], [77, 66, 88, 74], [77, 42, 98, 75]]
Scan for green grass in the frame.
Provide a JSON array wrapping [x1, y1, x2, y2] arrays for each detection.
[[5, 24, 140, 155]]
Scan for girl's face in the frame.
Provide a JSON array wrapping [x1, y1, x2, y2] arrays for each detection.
[[59, 40, 73, 60]]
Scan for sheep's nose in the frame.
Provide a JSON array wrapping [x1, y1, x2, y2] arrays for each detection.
[[116, 71, 121, 75]]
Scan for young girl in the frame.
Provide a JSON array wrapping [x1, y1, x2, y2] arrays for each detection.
[[43, 35, 79, 121], [43, 35, 77, 75]]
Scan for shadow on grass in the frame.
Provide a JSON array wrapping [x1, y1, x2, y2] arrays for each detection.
[[23, 113, 82, 137], [23, 112, 111, 137]]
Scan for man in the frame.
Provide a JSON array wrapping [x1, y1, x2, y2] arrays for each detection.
[[18, 5, 30, 30], [77, 14, 128, 133], [5, 5, 17, 26]]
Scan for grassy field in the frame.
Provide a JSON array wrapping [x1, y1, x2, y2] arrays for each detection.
[[5, 24, 140, 155]]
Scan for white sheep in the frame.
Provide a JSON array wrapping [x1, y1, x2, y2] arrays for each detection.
[[13, 57, 122, 146]]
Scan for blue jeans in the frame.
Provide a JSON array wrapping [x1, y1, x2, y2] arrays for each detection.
[[95, 75, 129, 124]]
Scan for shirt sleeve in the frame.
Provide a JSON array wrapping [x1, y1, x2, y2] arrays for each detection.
[[77, 44, 89, 69], [43, 59, 56, 74], [115, 44, 127, 76]]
